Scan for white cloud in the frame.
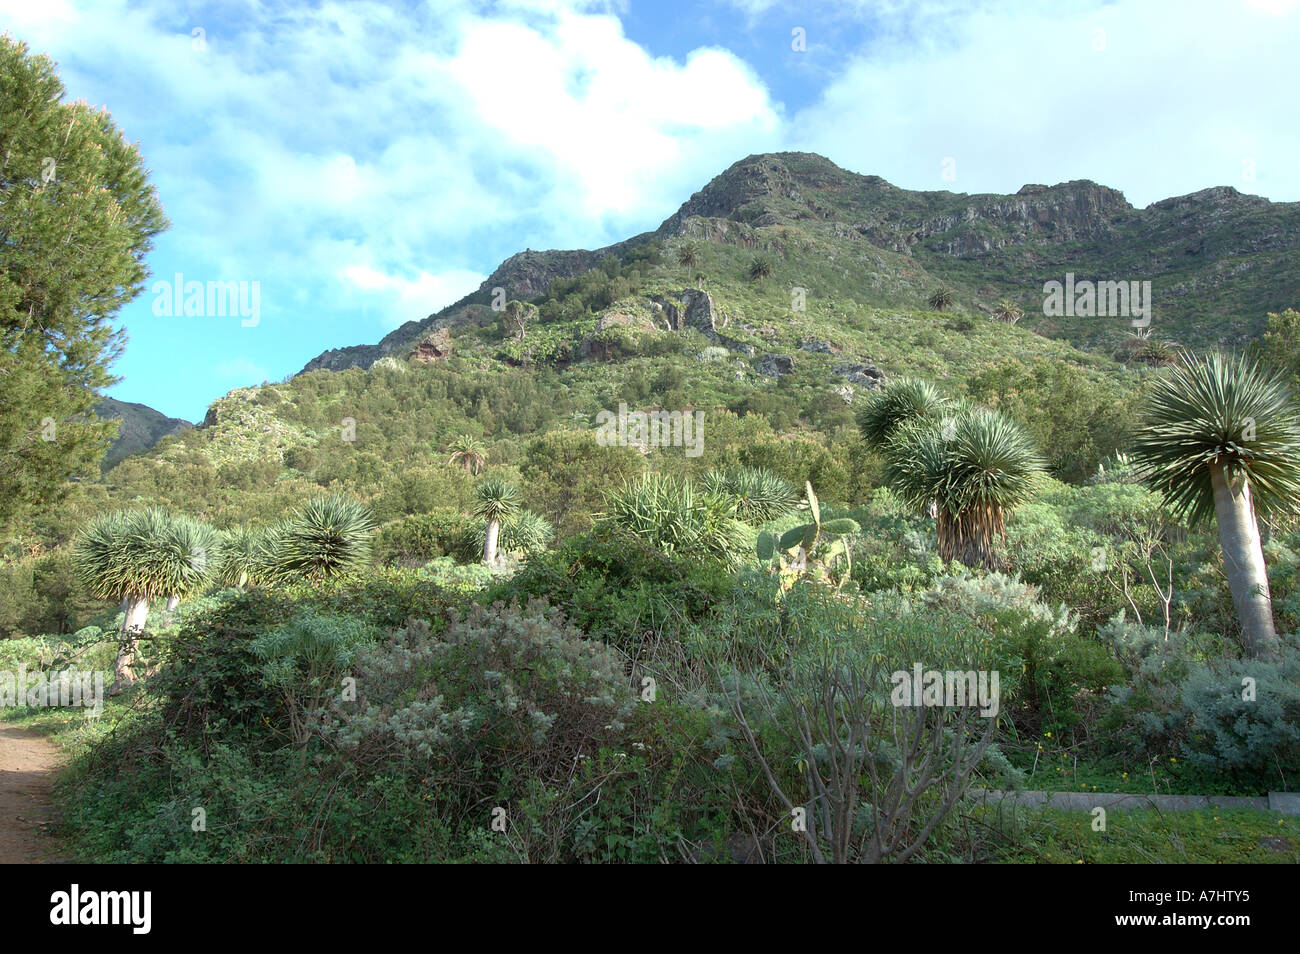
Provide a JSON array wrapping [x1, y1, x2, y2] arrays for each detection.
[[4, 0, 781, 329], [339, 265, 487, 329], [785, 0, 1300, 206], [430, 8, 780, 222]]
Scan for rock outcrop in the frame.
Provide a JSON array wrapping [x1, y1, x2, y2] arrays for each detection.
[[578, 310, 659, 359], [834, 362, 886, 390], [649, 289, 724, 338], [756, 354, 795, 377], [411, 327, 452, 363]]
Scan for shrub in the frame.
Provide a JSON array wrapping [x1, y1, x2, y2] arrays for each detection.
[[725, 586, 1011, 863], [322, 599, 633, 785], [281, 567, 471, 631], [1179, 651, 1300, 775], [148, 589, 296, 742], [374, 508, 473, 567], [920, 569, 1119, 735], [920, 569, 1077, 638], [419, 557, 496, 595], [250, 609, 379, 744], [488, 531, 733, 655], [1100, 615, 1300, 782], [927, 287, 955, 311]]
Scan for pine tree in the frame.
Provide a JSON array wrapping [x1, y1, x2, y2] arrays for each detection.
[[0, 36, 168, 534]]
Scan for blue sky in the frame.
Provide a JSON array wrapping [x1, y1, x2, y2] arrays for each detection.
[[3, 0, 1298, 421]]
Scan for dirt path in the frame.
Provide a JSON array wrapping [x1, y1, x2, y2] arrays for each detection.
[[0, 722, 67, 863]]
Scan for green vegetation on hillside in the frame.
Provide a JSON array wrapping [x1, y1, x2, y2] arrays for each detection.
[[4, 124, 1300, 863]]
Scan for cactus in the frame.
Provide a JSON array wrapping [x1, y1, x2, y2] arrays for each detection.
[[758, 482, 860, 590]]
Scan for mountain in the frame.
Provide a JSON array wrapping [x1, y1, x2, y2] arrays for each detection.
[[94, 397, 192, 469], [301, 152, 1300, 374], [87, 152, 1298, 535]]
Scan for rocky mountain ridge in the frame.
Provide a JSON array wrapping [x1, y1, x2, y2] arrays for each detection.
[[300, 152, 1299, 373]]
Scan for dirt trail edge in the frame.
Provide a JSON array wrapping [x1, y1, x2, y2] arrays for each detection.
[[0, 722, 67, 863]]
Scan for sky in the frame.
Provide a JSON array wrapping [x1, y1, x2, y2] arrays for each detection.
[[3, 0, 1298, 422]]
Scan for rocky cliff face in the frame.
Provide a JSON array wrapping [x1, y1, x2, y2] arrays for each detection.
[[412, 326, 453, 363], [95, 398, 192, 469], [650, 289, 723, 337], [659, 154, 1134, 253], [298, 151, 1300, 373]]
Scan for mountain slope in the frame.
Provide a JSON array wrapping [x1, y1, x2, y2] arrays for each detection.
[[94, 397, 192, 470], [88, 152, 1299, 534], [302, 152, 1299, 374]]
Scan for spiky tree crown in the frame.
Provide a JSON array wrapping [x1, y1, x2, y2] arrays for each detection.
[[469, 508, 554, 557], [602, 473, 750, 565], [271, 495, 376, 580], [1130, 352, 1300, 524], [473, 477, 523, 522], [701, 467, 801, 523], [75, 509, 218, 600], [450, 435, 484, 454], [857, 377, 952, 447], [885, 407, 1044, 517], [215, 525, 282, 588], [992, 299, 1023, 323], [449, 435, 487, 471], [927, 287, 955, 310]]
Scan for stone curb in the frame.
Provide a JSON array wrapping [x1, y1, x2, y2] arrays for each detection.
[[968, 788, 1300, 815]]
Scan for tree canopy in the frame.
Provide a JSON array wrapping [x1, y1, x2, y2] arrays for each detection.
[[0, 36, 168, 533]]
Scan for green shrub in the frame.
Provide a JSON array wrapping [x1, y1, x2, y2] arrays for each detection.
[[724, 585, 1016, 863], [918, 569, 1118, 736], [148, 589, 295, 741], [487, 530, 734, 655], [920, 569, 1077, 637], [1095, 616, 1300, 787], [323, 599, 633, 784], [279, 567, 469, 631], [1179, 651, 1300, 775], [841, 496, 946, 594], [418, 557, 496, 594], [250, 609, 380, 744], [374, 508, 473, 567], [0, 549, 97, 637]]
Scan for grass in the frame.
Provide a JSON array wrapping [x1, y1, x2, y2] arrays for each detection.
[[979, 805, 1300, 864], [1, 696, 132, 758], [1008, 732, 1295, 798]]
